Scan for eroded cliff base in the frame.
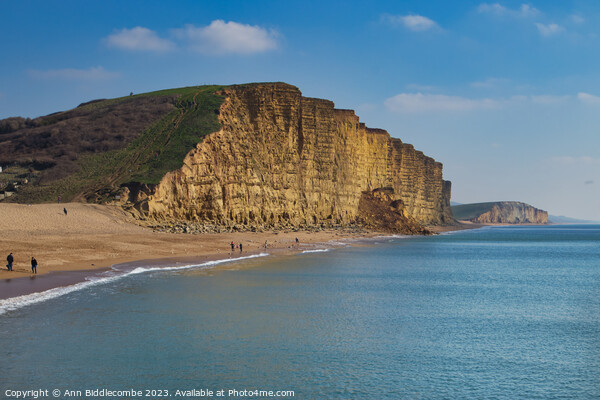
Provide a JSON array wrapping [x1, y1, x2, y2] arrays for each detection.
[[357, 189, 432, 234]]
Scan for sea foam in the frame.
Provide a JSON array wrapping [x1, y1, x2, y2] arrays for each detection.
[[299, 249, 330, 254]]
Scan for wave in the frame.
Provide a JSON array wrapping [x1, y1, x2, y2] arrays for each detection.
[[326, 241, 352, 247], [127, 253, 269, 275], [299, 249, 330, 254], [372, 234, 409, 239], [0, 253, 269, 316], [371, 234, 411, 242]]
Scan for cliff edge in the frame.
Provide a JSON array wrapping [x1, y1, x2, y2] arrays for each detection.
[[130, 83, 453, 233]]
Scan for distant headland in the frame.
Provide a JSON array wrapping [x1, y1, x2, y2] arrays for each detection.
[[451, 201, 548, 224]]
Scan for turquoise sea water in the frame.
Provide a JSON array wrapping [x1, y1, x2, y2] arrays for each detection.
[[0, 225, 599, 399]]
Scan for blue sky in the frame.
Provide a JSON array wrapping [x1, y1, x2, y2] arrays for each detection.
[[1, 0, 599, 220]]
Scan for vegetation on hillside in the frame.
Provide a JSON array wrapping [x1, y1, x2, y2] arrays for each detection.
[[0, 85, 226, 203], [450, 202, 501, 220]]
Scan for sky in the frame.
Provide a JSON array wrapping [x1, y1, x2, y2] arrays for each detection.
[[1, 0, 599, 220]]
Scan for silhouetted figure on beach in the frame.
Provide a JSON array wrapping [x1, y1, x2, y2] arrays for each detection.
[[264, 240, 267, 250], [6, 252, 13, 271], [231, 241, 235, 252], [31, 257, 37, 274], [295, 237, 299, 245], [64, 207, 67, 216], [239, 243, 243, 252]]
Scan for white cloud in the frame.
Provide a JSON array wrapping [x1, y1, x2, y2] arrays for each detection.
[[105, 27, 174, 52], [385, 92, 573, 113], [535, 22, 564, 36], [174, 20, 279, 55], [518, 4, 540, 17], [385, 93, 498, 113], [500, 94, 569, 105], [477, 3, 540, 18], [382, 14, 439, 32], [29, 66, 120, 81], [477, 3, 507, 15], [577, 92, 600, 104]]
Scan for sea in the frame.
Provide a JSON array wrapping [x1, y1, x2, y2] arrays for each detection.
[[0, 225, 599, 399]]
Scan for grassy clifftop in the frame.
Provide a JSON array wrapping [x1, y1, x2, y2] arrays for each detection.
[[451, 202, 501, 220], [127, 86, 225, 185], [0, 85, 225, 203]]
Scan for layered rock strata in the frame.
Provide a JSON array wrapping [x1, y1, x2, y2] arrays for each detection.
[[133, 83, 452, 231], [468, 202, 548, 224]]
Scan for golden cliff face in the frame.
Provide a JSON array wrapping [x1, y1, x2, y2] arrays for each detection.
[[141, 83, 452, 230], [472, 202, 548, 224]]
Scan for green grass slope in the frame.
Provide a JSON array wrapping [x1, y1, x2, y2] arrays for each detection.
[[450, 202, 501, 220], [2, 85, 225, 203]]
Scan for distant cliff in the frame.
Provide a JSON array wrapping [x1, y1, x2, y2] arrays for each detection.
[[131, 83, 453, 232], [451, 202, 548, 224]]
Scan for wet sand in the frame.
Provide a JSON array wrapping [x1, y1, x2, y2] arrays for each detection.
[[0, 267, 108, 299]]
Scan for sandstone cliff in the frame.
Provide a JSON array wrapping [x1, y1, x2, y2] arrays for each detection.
[[132, 83, 453, 232], [451, 201, 548, 224]]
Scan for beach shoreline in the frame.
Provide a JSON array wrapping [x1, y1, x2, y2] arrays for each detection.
[[0, 202, 477, 301], [0, 239, 350, 301]]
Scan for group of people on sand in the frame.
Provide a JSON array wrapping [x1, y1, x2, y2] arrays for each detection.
[[230, 241, 244, 252], [6, 252, 38, 274], [227, 238, 299, 253]]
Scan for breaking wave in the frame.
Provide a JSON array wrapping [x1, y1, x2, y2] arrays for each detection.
[[299, 249, 331, 254]]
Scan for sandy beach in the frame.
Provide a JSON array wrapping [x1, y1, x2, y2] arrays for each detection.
[[0, 203, 394, 295]]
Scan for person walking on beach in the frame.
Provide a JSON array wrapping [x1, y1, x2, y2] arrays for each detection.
[[31, 257, 37, 274], [264, 240, 267, 250], [6, 252, 13, 271], [63, 207, 68, 216], [239, 243, 243, 252], [231, 241, 235, 252]]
